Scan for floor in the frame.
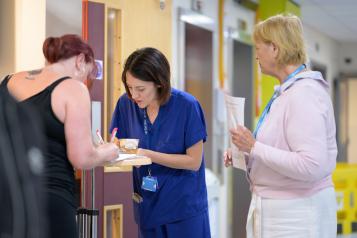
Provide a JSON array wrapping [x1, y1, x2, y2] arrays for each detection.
[[338, 234, 357, 238]]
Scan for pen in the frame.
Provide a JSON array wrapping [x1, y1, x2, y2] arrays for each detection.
[[110, 127, 118, 142], [96, 129, 105, 144]]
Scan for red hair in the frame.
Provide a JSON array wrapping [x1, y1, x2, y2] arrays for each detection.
[[42, 34, 97, 80]]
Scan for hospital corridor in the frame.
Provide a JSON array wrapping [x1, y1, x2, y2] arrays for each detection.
[[1, 0, 357, 237]]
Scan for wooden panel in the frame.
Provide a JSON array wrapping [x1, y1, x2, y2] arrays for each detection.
[[104, 205, 123, 238], [106, 8, 122, 137], [120, 0, 172, 60]]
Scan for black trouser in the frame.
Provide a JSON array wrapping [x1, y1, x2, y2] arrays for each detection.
[[47, 193, 78, 238]]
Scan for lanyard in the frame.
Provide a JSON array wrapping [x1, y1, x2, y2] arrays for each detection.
[[143, 108, 148, 135], [142, 108, 152, 177], [253, 64, 306, 138]]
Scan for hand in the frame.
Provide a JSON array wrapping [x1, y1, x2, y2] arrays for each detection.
[[135, 148, 151, 168], [223, 148, 232, 167], [137, 148, 148, 157], [230, 125, 256, 154], [97, 142, 120, 163]]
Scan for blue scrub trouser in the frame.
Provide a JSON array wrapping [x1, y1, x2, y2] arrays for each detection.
[[139, 211, 211, 238]]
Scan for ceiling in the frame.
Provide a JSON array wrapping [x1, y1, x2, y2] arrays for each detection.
[[297, 0, 357, 43]]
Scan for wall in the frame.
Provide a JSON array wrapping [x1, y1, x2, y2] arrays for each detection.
[[225, 0, 255, 35], [303, 24, 339, 88], [224, 0, 255, 91], [120, 0, 172, 66], [172, 0, 218, 89], [46, 0, 82, 37], [15, 0, 46, 71], [105, 0, 173, 101], [338, 42, 357, 76], [0, 0, 15, 77]]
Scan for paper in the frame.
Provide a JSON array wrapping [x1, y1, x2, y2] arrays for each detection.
[[224, 94, 246, 171], [110, 154, 144, 162]]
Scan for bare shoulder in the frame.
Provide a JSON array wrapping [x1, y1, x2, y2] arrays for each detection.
[[51, 79, 91, 113], [51, 79, 91, 123], [54, 79, 90, 99]]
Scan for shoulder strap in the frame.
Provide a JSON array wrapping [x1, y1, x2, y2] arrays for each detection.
[[46, 76, 72, 92], [0, 75, 12, 87]]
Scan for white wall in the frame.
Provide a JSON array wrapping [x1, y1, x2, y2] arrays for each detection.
[[224, 0, 255, 37], [0, 0, 46, 76], [224, 0, 255, 93], [46, 0, 82, 37], [338, 42, 357, 76], [0, 0, 15, 77], [303, 24, 339, 88], [15, 0, 46, 71], [171, 0, 219, 89]]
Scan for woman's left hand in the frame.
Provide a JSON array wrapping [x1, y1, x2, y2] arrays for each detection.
[[230, 125, 256, 154], [137, 148, 149, 157]]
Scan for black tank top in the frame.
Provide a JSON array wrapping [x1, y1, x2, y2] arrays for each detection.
[[1, 76, 76, 207]]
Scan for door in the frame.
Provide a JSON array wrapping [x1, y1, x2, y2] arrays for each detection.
[[184, 22, 213, 170], [336, 78, 357, 163]]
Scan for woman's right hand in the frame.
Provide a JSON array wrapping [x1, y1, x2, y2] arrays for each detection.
[[223, 148, 233, 167], [97, 142, 120, 163]]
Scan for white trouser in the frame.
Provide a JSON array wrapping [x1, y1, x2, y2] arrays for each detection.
[[246, 187, 337, 238]]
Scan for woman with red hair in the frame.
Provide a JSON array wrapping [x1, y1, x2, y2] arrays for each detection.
[[0, 34, 119, 238]]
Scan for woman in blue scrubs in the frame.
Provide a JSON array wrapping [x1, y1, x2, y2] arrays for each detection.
[[110, 47, 211, 238]]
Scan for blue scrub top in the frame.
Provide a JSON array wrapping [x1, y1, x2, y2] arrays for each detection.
[[110, 88, 209, 229]]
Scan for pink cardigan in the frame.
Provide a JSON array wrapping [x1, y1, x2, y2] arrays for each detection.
[[248, 71, 337, 199]]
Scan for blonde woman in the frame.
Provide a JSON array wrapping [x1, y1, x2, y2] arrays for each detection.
[[224, 14, 337, 238]]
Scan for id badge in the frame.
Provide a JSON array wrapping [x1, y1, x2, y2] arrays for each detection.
[[141, 176, 158, 192]]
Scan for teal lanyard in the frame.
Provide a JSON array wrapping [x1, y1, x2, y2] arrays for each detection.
[[253, 64, 306, 138]]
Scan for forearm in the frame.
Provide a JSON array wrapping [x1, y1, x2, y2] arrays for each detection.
[[143, 149, 201, 171], [70, 143, 118, 170]]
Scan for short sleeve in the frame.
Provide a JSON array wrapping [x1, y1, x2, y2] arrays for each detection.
[[110, 96, 128, 139], [184, 100, 207, 149]]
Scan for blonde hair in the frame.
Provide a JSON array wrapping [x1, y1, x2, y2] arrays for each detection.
[[253, 14, 307, 67]]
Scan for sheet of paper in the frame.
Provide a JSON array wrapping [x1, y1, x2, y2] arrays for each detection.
[[224, 94, 246, 171], [111, 154, 143, 162], [105, 154, 145, 166]]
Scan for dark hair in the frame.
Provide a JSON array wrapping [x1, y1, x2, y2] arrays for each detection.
[[42, 34, 97, 80], [122, 47, 171, 105]]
